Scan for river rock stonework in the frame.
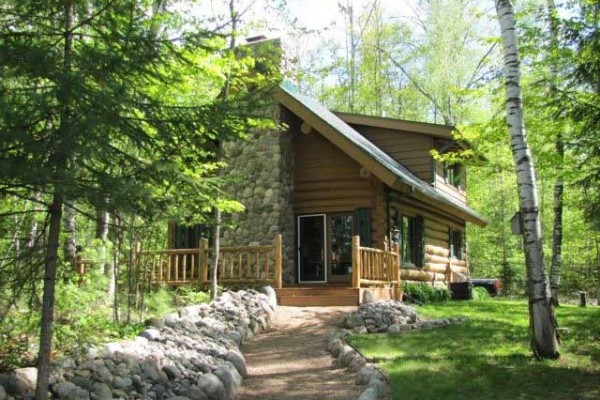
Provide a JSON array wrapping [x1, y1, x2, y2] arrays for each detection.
[[222, 105, 296, 283], [0, 289, 277, 400]]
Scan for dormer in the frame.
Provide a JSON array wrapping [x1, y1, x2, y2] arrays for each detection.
[[335, 112, 478, 205]]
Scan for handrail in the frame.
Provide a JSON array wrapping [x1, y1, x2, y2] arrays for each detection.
[[351, 236, 401, 300], [136, 234, 283, 288]]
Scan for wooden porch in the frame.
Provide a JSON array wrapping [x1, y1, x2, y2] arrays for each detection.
[[134, 234, 403, 306]]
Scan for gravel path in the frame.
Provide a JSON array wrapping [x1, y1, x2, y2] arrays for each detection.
[[236, 306, 365, 400]]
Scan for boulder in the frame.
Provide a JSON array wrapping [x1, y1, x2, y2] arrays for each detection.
[[184, 386, 208, 400], [163, 365, 183, 381], [0, 385, 6, 400], [0, 372, 28, 396], [91, 382, 112, 400], [214, 364, 242, 399], [357, 387, 378, 400], [224, 351, 247, 378], [196, 373, 226, 400], [52, 381, 76, 399]]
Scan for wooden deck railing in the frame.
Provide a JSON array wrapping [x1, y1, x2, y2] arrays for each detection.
[[137, 234, 283, 288], [351, 236, 401, 299]]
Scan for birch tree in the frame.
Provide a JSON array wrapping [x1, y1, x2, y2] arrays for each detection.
[[494, 0, 559, 359]]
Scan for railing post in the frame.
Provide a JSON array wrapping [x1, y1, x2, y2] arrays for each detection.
[[352, 235, 361, 288], [199, 238, 209, 284], [393, 242, 401, 301], [274, 234, 283, 289], [447, 258, 452, 284]]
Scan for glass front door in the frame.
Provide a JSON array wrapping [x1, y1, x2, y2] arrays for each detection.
[[329, 214, 353, 282], [297, 215, 326, 283]]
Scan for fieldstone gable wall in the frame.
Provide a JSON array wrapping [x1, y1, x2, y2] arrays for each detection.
[[221, 105, 296, 283]]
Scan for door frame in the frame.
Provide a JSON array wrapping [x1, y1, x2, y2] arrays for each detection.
[[297, 214, 327, 284], [327, 213, 353, 283]]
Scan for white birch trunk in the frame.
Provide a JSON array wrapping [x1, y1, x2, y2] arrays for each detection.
[[494, 0, 559, 359]]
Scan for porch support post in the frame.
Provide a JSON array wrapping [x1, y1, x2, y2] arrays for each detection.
[[393, 242, 401, 301], [274, 233, 283, 289], [352, 235, 361, 288], [199, 238, 209, 284]]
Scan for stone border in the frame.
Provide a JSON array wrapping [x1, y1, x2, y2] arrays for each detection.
[[0, 287, 278, 400], [327, 301, 468, 400]]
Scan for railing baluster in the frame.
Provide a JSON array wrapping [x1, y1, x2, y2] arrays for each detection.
[[190, 254, 195, 281], [182, 253, 187, 282], [265, 250, 269, 279], [255, 250, 260, 279], [238, 252, 242, 280]]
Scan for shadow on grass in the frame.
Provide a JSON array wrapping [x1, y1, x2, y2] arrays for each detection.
[[350, 300, 600, 400]]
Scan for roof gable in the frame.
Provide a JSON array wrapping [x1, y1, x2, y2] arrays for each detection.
[[274, 83, 487, 227]]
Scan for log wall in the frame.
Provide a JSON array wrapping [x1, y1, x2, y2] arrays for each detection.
[[356, 126, 433, 182], [392, 199, 469, 285], [294, 128, 375, 214]]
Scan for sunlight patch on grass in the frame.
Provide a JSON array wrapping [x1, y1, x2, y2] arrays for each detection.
[[349, 299, 600, 400]]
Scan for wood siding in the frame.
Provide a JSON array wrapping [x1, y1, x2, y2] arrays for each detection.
[[391, 198, 468, 282], [351, 125, 433, 182], [293, 125, 375, 215], [434, 160, 467, 203]]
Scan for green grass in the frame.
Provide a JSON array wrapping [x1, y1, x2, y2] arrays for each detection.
[[348, 299, 600, 400]]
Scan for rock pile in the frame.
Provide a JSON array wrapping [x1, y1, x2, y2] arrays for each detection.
[[0, 287, 277, 400], [341, 300, 420, 333]]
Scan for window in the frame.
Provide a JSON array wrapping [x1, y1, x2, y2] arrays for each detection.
[[444, 163, 463, 188], [449, 229, 465, 260], [401, 215, 424, 267]]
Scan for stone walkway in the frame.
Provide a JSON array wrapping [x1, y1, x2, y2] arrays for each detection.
[[236, 306, 365, 400]]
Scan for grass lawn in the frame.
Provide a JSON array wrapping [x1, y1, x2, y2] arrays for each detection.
[[348, 299, 600, 400]]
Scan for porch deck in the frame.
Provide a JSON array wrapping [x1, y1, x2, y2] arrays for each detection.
[[134, 234, 403, 306], [276, 284, 398, 306]]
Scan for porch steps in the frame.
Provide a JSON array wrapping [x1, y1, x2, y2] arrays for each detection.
[[276, 287, 360, 307]]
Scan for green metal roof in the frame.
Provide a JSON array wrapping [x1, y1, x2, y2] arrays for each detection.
[[278, 83, 487, 226]]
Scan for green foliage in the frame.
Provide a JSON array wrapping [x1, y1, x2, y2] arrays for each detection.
[[403, 282, 451, 304], [349, 299, 600, 400], [472, 286, 490, 301], [173, 286, 211, 307]]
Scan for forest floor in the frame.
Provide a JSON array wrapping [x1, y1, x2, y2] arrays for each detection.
[[350, 299, 600, 400], [236, 305, 389, 400]]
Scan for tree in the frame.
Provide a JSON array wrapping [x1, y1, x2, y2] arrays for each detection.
[[494, 0, 559, 359], [0, 1, 271, 396]]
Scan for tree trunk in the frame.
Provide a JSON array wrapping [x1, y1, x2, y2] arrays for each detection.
[[96, 206, 114, 297], [546, 0, 564, 307], [35, 192, 64, 400], [36, 3, 74, 396], [549, 137, 564, 305], [494, 0, 559, 359], [211, 207, 221, 300], [63, 201, 77, 267]]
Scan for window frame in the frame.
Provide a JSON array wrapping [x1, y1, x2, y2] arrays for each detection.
[[443, 163, 463, 189], [449, 229, 465, 260]]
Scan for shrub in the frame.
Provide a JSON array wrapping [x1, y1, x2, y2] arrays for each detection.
[[473, 286, 490, 301], [403, 282, 451, 304]]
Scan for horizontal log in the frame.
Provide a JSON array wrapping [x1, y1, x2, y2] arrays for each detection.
[[426, 237, 450, 249], [359, 279, 389, 286], [140, 248, 198, 256], [425, 253, 450, 264], [217, 279, 276, 285], [400, 269, 446, 282], [451, 259, 467, 267], [451, 265, 468, 274], [423, 262, 448, 273], [425, 219, 448, 233], [425, 228, 448, 242], [220, 245, 273, 252], [390, 200, 465, 230], [425, 245, 450, 257]]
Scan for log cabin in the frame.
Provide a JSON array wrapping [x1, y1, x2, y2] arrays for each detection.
[[161, 38, 487, 306]]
